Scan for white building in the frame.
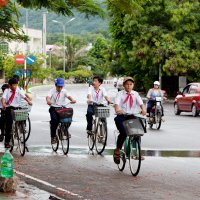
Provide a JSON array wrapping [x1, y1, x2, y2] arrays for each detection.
[[0, 27, 42, 55]]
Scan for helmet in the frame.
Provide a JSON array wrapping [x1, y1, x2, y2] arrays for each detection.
[[154, 81, 160, 86], [55, 77, 64, 87]]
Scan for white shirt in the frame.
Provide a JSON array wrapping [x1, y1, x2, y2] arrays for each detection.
[[47, 88, 70, 106], [88, 86, 107, 104], [115, 90, 143, 114], [2, 88, 26, 107]]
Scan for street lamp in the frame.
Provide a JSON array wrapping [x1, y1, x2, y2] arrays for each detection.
[[52, 18, 75, 72]]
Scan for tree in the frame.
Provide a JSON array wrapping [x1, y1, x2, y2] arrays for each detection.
[[3, 54, 50, 86], [107, 0, 200, 89], [0, 0, 104, 40]]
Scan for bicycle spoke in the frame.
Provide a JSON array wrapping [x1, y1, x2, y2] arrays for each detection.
[[129, 138, 141, 176], [60, 125, 69, 155], [95, 120, 107, 154]]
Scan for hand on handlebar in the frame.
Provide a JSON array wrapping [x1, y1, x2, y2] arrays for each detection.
[[70, 100, 76, 104]]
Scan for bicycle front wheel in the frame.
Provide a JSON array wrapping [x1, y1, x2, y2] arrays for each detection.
[[25, 117, 31, 142], [95, 120, 107, 154], [17, 122, 26, 156], [60, 124, 69, 155], [129, 137, 141, 176], [155, 111, 162, 130]]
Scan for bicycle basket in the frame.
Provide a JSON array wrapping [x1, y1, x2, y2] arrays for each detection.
[[12, 109, 29, 121], [123, 118, 146, 136], [94, 107, 110, 118], [56, 108, 73, 123]]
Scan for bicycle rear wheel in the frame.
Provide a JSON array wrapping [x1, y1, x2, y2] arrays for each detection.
[[95, 120, 107, 154], [88, 120, 95, 151], [51, 134, 59, 152], [24, 117, 31, 142], [117, 148, 126, 171], [60, 124, 69, 155], [17, 122, 26, 156], [129, 137, 141, 176]]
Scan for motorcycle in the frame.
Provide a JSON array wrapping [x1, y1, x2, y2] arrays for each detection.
[[148, 97, 163, 130]]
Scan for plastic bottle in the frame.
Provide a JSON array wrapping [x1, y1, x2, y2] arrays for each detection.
[[1, 149, 14, 178]]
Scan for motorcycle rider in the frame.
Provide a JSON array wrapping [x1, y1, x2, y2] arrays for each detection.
[[146, 81, 166, 120]]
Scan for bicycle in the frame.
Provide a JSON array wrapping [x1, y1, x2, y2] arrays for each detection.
[[21, 104, 32, 142], [88, 102, 110, 154], [10, 107, 30, 156], [114, 114, 147, 176], [50, 104, 73, 155]]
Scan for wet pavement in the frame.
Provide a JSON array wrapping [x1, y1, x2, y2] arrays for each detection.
[[0, 84, 200, 199], [0, 178, 63, 199], [7, 153, 200, 200]]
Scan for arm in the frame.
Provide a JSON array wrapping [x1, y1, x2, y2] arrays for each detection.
[[140, 104, 146, 116], [25, 93, 32, 101], [1, 98, 6, 110], [87, 87, 92, 104], [114, 104, 124, 114], [87, 94, 92, 104], [68, 96, 76, 104], [104, 96, 113, 105], [24, 96, 32, 106], [146, 89, 151, 99], [46, 96, 52, 106], [114, 92, 124, 114]]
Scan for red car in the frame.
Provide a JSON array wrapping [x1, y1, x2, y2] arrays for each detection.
[[174, 83, 200, 117]]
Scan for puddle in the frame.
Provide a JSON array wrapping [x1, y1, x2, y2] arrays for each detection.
[[0, 181, 63, 200], [13, 146, 200, 158]]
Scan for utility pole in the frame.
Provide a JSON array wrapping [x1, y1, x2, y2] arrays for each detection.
[[43, 12, 47, 68]]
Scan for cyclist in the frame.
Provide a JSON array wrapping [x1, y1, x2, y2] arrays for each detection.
[[0, 83, 9, 142], [46, 77, 76, 144], [146, 81, 165, 118], [86, 76, 112, 135], [1, 78, 32, 148], [113, 77, 146, 164], [13, 74, 32, 102]]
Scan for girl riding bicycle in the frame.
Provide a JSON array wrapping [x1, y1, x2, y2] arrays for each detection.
[[113, 77, 146, 164]]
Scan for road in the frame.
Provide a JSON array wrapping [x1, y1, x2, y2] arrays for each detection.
[[1, 84, 200, 200]]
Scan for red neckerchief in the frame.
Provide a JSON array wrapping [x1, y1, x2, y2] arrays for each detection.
[[123, 92, 133, 109], [7, 89, 16, 105]]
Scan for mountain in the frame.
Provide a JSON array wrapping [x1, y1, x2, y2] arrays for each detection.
[[19, 8, 108, 35]]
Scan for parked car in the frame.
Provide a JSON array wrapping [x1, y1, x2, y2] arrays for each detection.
[[174, 83, 200, 117]]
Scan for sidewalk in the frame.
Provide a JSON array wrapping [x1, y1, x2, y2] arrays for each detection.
[[0, 175, 63, 200]]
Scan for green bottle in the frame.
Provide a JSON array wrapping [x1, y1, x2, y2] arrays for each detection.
[[1, 149, 14, 178]]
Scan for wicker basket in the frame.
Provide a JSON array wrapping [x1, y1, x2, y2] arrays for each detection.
[[123, 118, 146, 136], [12, 109, 29, 121], [94, 107, 110, 118]]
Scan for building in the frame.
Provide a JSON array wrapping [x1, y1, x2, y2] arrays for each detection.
[[0, 27, 42, 55]]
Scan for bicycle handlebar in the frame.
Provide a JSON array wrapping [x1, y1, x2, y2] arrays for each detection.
[[51, 102, 71, 108]]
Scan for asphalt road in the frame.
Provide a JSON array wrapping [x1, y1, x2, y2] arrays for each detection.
[[2, 84, 199, 200], [27, 84, 200, 151]]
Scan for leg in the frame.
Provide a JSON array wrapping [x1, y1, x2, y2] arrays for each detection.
[[113, 115, 127, 164], [114, 115, 127, 149], [49, 107, 59, 139], [4, 108, 13, 146], [86, 105, 94, 131], [147, 100, 155, 114]]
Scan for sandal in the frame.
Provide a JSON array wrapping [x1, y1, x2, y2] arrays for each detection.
[[51, 137, 57, 144], [113, 148, 120, 164]]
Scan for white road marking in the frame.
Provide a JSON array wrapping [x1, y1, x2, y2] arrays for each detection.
[[15, 170, 86, 199]]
